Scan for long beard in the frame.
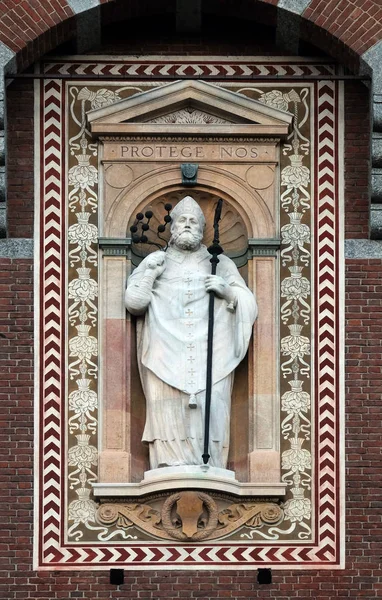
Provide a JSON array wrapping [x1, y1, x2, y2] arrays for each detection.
[[170, 230, 202, 251]]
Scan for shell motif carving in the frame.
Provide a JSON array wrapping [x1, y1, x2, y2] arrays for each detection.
[[149, 108, 233, 125], [130, 190, 248, 259]]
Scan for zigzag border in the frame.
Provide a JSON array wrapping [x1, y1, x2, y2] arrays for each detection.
[[315, 80, 340, 563], [38, 79, 65, 567], [36, 64, 343, 569], [42, 60, 335, 78]]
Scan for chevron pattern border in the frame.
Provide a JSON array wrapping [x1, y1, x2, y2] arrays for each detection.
[[43, 60, 335, 78], [315, 81, 339, 563], [36, 65, 343, 569], [39, 79, 65, 566]]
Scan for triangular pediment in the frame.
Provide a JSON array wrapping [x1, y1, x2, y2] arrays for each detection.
[[87, 80, 293, 137]]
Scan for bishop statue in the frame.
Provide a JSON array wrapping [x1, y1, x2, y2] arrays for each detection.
[[125, 196, 257, 470]]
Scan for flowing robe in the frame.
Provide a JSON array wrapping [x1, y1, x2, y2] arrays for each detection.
[[125, 245, 257, 469]]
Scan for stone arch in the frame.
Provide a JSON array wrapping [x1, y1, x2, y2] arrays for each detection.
[[0, 0, 381, 238], [0, 1, 379, 75], [103, 164, 275, 241], [0, 1, 379, 73]]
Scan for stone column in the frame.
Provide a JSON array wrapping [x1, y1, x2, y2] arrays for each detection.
[[248, 247, 280, 483], [99, 255, 131, 482]]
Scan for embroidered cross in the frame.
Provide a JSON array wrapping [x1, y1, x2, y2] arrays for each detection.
[[185, 290, 193, 299], [185, 309, 193, 317], [187, 356, 195, 363], [188, 368, 196, 377], [184, 277, 192, 284], [187, 344, 195, 351], [185, 321, 194, 328]]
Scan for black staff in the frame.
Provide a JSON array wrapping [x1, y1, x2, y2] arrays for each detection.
[[202, 199, 224, 465]]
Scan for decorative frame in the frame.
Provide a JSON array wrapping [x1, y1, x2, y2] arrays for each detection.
[[34, 57, 344, 569]]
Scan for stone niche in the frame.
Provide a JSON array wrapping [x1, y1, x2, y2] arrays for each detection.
[[88, 80, 292, 498]]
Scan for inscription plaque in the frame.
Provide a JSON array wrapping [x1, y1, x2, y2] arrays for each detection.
[[102, 142, 277, 162]]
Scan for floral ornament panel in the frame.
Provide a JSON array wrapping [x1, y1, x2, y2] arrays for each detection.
[[65, 82, 313, 543], [66, 84, 150, 541], [262, 87, 312, 542], [231, 84, 313, 541]]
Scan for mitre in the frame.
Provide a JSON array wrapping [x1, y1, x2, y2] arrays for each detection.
[[170, 196, 205, 227]]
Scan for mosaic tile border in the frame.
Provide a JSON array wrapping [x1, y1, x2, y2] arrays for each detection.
[[34, 60, 343, 569]]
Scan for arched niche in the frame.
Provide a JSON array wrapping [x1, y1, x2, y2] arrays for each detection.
[[99, 179, 280, 486]]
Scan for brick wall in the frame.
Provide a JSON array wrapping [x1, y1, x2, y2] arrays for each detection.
[[0, 258, 34, 599], [1, 79, 381, 597], [303, 0, 382, 56], [7, 81, 35, 239], [345, 259, 382, 597]]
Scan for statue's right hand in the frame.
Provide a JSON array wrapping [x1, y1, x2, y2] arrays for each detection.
[[145, 251, 166, 278]]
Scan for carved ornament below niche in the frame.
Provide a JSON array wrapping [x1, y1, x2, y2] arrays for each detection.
[[96, 492, 283, 542]]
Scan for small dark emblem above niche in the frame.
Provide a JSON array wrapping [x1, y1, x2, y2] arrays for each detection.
[[181, 163, 198, 186]]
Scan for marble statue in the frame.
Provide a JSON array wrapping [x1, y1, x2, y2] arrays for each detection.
[[125, 196, 257, 470]]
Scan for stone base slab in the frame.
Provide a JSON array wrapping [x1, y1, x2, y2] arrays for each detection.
[[93, 469, 286, 498]]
